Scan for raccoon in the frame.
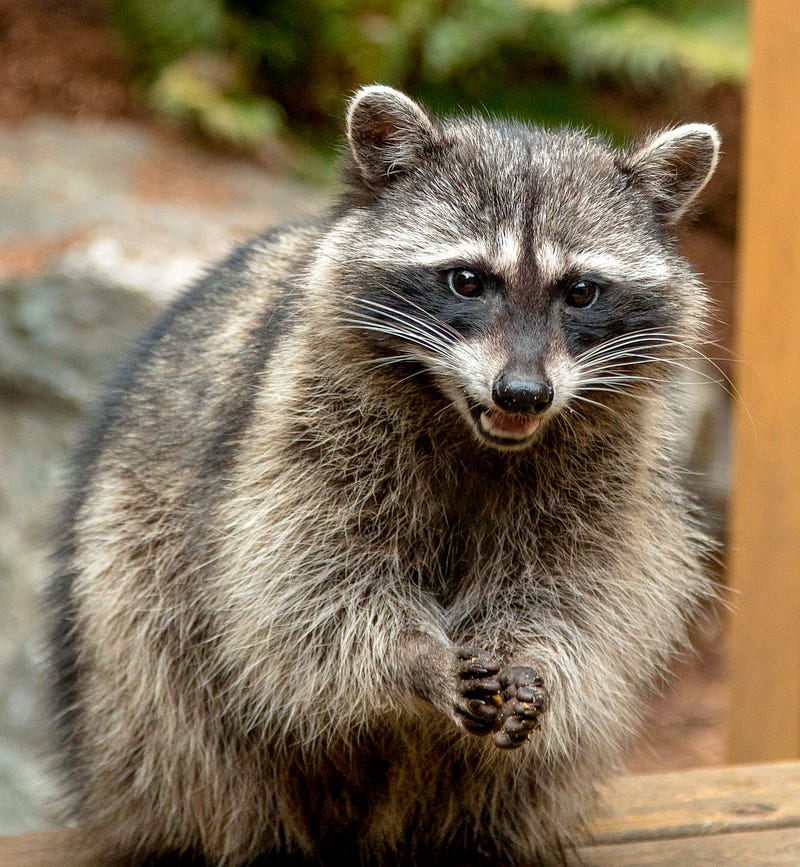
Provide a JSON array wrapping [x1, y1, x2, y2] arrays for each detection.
[[46, 85, 720, 865]]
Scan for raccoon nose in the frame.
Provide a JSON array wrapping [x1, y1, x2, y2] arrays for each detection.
[[492, 372, 554, 415]]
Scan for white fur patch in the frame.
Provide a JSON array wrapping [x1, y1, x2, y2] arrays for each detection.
[[495, 228, 522, 274], [414, 231, 520, 277], [445, 336, 497, 405], [566, 249, 672, 283], [535, 239, 566, 285], [414, 240, 492, 269]]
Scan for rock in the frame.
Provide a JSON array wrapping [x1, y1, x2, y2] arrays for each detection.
[[0, 271, 160, 832], [0, 115, 324, 833]]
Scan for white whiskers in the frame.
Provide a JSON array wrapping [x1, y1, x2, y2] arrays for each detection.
[[341, 290, 465, 379], [570, 328, 726, 415]]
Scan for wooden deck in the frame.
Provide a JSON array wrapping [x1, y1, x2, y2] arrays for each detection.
[[0, 827, 90, 867], [2, 762, 799, 865], [580, 762, 800, 864]]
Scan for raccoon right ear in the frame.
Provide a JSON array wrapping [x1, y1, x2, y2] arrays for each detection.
[[346, 85, 438, 191], [619, 124, 721, 226]]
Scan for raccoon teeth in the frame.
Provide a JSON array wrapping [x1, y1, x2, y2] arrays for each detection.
[[479, 409, 541, 441]]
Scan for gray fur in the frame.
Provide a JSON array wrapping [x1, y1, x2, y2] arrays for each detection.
[[46, 86, 720, 865]]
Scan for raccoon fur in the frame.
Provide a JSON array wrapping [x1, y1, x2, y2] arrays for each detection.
[[46, 85, 720, 865]]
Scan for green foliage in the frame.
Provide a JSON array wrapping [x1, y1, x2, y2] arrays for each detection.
[[108, 0, 747, 150], [563, 0, 748, 87], [109, 0, 226, 74], [149, 53, 283, 145]]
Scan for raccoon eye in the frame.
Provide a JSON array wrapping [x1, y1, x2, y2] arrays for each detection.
[[447, 268, 484, 298], [565, 279, 601, 308]]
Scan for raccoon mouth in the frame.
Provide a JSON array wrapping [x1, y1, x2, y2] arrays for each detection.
[[469, 405, 542, 447]]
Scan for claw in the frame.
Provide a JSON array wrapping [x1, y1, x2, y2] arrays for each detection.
[[488, 665, 548, 750], [467, 699, 498, 722], [462, 677, 501, 698], [458, 655, 501, 679], [454, 649, 503, 737], [493, 729, 529, 750]]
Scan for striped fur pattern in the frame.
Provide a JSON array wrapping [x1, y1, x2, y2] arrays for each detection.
[[46, 86, 720, 865]]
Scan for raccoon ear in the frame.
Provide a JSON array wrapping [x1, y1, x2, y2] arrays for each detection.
[[620, 124, 720, 225], [346, 85, 438, 190]]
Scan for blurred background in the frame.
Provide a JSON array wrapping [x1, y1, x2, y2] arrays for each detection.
[[0, 0, 746, 833]]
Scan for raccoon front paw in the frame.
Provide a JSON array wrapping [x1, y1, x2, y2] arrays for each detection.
[[453, 649, 502, 736], [493, 666, 547, 750]]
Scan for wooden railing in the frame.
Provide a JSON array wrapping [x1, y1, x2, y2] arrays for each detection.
[[727, 0, 800, 762]]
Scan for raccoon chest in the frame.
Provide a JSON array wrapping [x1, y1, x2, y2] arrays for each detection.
[[423, 511, 524, 609]]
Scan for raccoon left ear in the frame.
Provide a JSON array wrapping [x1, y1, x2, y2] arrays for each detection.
[[619, 124, 720, 225], [346, 85, 438, 191]]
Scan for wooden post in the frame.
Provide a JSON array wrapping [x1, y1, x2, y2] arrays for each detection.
[[727, 0, 800, 762]]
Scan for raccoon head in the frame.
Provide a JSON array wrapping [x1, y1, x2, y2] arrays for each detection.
[[335, 85, 719, 452]]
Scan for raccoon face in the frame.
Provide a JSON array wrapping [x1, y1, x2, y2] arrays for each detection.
[[339, 86, 719, 451]]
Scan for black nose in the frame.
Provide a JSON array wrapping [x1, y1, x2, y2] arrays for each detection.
[[492, 372, 554, 415]]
